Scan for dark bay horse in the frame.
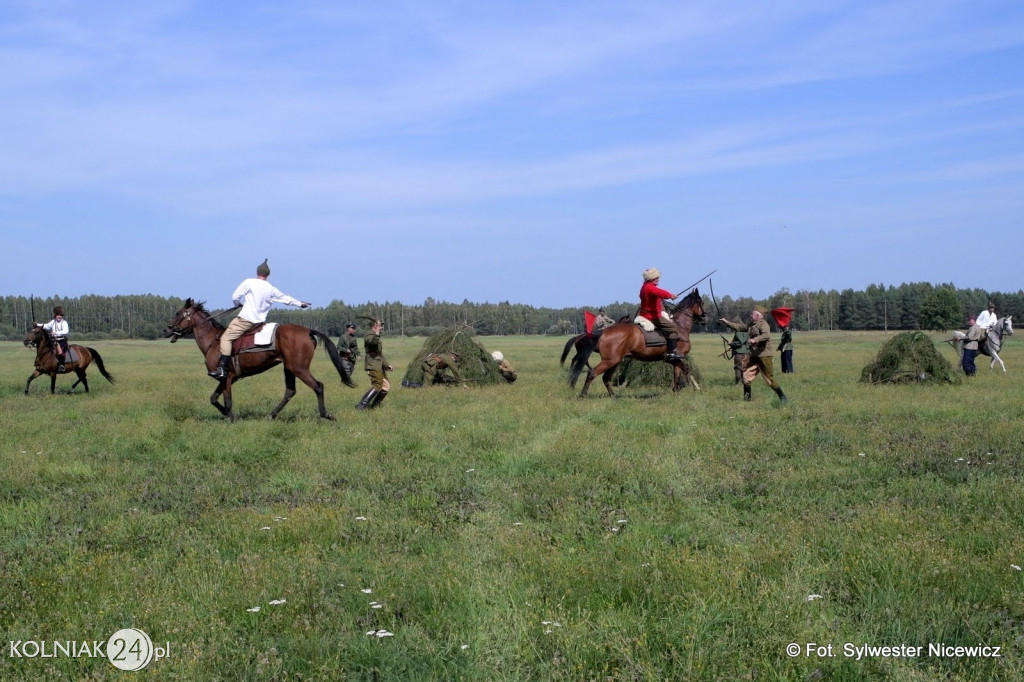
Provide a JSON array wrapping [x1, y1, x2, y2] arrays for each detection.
[[580, 289, 705, 398], [165, 299, 355, 421], [560, 316, 630, 388], [23, 326, 115, 394]]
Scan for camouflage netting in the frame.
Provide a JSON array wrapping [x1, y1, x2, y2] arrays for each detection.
[[612, 355, 703, 388], [859, 331, 960, 385], [402, 326, 503, 385]]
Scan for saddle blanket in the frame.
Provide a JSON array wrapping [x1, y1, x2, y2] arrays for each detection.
[[632, 316, 667, 347], [232, 323, 278, 354]]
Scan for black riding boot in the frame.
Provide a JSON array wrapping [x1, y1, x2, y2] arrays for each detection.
[[370, 390, 388, 409], [356, 389, 378, 410], [664, 336, 682, 363], [774, 386, 788, 403], [743, 384, 752, 401], [56, 354, 66, 372], [208, 354, 230, 379]]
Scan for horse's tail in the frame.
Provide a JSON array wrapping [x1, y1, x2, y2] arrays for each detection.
[[560, 335, 578, 366], [87, 348, 116, 384], [310, 329, 356, 388], [567, 335, 595, 388]]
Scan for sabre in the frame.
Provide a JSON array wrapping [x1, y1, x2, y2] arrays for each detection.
[[674, 269, 717, 298], [709, 277, 723, 330]]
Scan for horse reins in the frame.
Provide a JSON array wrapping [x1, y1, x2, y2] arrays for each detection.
[[169, 305, 241, 340]]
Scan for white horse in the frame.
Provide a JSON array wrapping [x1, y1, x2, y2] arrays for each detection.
[[952, 316, 1014, 373]]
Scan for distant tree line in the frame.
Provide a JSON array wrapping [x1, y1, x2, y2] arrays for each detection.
[[2, 283, 1021, 341]]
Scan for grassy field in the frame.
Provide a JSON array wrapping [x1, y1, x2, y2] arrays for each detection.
[[1, 331, 1022, 680]]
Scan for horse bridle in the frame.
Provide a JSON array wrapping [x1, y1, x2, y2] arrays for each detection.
[[168, 305, 239, 339]]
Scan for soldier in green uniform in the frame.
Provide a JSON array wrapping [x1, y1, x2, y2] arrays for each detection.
[[339, 322, 360, 378], [357, 319, 392, 409], [728, 328, 750, 384], [720, 307, 787, 403], [421, 352, 468, 388]]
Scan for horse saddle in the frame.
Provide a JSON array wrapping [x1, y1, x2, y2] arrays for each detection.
[[58, 347, 80, 364], [640, 329, 667, 347], [232, 323, 278, 354]]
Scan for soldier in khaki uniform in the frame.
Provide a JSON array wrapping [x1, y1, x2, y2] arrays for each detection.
[[421, 352, 467, 388], [357, 319, 392, 409], [492, 351, 517, 383], [720, 307, 787, 403], [339, 323, 360, 378]]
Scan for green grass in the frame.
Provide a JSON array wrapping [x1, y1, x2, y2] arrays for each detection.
[[1, 332, 1022, 680]]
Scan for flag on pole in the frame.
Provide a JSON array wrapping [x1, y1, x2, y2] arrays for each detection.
[[770, 307, 795, 328], [584, 310, 597, 335]]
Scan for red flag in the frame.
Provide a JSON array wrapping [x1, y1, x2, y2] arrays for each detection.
[[584, 310, 596, 335], [770, 307, 795, 328]]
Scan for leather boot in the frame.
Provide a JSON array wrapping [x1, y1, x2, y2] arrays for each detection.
[[774, 386, 788, 403], [370, 390, 388, 409], [743, 384, 752, 401], [208, 354, 230, 379], [356, 389, 378, 410]]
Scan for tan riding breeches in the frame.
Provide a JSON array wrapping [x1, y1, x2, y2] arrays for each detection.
[[220, 317, 255, 355], [366, 369, 390, 391], [742, 355, 778, 388]]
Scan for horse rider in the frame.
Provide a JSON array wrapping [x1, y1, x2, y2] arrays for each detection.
[[420, 352, 468, 388], [975, 301, 997, 351], [357, 319, 392, 409], [492, 350, 518, 383], [209, 259, 311, 379], [339, 322, 360, 378], [593, 309, 615, 333], [720, 307, 787, 403], [639, 267, 682, 362], [40, 306, 70, 372]]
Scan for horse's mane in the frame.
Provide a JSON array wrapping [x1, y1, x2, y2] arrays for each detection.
[[182, 299, 226, 331]]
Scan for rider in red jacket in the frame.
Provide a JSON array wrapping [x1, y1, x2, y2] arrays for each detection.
[[639, 267, 681, 362]]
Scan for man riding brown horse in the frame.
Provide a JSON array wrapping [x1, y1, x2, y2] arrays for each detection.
[[209, 259, 311, 380], [638, 267, 682, 362]]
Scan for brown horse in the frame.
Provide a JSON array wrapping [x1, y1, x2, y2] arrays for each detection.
[[579, 289, 705, 398], [165, 299, 355, 422], [23, 326, 115, 394]]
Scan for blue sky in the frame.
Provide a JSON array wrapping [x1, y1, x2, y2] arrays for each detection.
[[2, 1, 1023, 308]]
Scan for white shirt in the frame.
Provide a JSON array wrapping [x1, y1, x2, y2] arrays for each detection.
[[232, 277, 304, 323], [42, 319, 69, 338], [976, 309, 997, 329]]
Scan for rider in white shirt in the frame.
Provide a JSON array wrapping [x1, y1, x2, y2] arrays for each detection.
[[208, 260, 310, 379], [40, 306, 70, 370], [976, 301, 997, 331]]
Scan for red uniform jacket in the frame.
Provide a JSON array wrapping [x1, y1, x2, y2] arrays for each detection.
[[639, 281, 673, 321]]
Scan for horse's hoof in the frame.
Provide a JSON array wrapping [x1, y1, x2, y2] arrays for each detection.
[[322, 413, 336, 421]]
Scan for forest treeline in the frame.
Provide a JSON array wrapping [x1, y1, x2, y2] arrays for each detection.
[[2, 283, 1021, 340]]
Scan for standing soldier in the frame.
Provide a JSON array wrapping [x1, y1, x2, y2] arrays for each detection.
[[357, 319, 392, 409], [961, 317, 982, 377], [728, 328, 750, 385], [772, 307, 796, 374], [339, 322, 360, 378], [720, 307, 787, 403]]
